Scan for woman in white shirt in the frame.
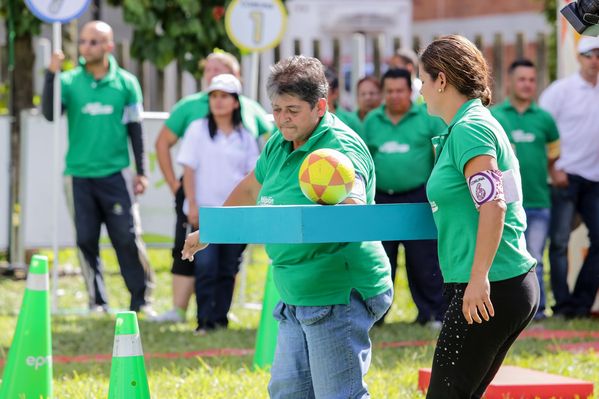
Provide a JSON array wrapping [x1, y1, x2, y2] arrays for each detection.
[[177, 74, 259, 334]]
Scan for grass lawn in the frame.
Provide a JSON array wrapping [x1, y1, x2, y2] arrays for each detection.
[[0, 245, 597, 398]]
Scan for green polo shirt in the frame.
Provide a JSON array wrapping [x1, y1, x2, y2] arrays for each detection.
[[254, 112, 392, 306], [426, 99, 535, 283], [60, 55, 142, 177], [165, 91, 273, 138], [362, 103, 446, 193], [491, 100, 559, 209], [333, 106, 363, 137]]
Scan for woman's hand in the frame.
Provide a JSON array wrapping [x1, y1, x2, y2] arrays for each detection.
[[181, 231, 208, 261], [462, 275, 495, 324], [187, 203, 199, 229]]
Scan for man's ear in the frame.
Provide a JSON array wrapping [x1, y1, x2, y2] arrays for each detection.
[[316, 98, 327, 117], [105, 40, 115, 54]]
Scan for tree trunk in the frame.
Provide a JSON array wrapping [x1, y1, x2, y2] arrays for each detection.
[[7, 33, 34, 266]]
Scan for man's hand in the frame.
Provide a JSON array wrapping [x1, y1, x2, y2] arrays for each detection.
[[550, 169, 569, 188], [181, 231, 208, 262], [134, 175, 148, 195], [48, 51, 65, 73]]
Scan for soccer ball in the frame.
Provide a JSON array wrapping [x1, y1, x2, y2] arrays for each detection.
[[298, 148, 356, 205]]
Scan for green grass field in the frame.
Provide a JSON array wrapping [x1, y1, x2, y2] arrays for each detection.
[[0, 245, 597, 398]]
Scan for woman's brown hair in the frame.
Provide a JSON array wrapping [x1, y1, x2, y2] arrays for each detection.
[[420, 35, 492, 106]]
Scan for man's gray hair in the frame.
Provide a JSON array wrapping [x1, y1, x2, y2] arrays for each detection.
[[267, 56, 328, 107]]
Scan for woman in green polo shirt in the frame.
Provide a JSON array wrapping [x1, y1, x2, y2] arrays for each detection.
[[418, 35, 539, 398], [182, 55, 393, 398]]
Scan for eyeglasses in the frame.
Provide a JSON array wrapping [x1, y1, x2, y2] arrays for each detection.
[[78, 39, 104, 47], [580, 50, 599, 59]]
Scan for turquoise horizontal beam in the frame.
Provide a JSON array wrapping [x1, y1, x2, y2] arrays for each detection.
[[199, 203, 437, 244]]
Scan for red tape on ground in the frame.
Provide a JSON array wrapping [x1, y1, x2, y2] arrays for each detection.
[[1, 329, 596, 366]]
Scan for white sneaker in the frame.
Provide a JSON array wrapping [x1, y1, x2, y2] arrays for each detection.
[[138, 304, 158, 318], [148, 308, 185, 323], [89, 304, 110, 315]]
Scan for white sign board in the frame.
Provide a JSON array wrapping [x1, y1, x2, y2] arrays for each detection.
[[20, 112, 180, 248], [25, 0, 91, 23], [225, 0, 287, 52]]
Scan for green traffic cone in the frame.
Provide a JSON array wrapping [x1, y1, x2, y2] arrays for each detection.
[[0, 255, 52, 399], [253, 266, 281, 369], [107, 312, 150, 399]]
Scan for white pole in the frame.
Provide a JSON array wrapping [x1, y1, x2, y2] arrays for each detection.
[[350, 33, 366, 111], [51, 22, 62, 314], [250, 52, 259, 101]]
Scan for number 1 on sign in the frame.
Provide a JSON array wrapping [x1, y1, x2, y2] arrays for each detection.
[[250, 11, 264, 44]]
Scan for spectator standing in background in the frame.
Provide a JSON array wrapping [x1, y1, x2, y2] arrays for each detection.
[[41, 21, 154, 315], [176, 74, 259, 334], [491, 59, 560, 320], [539, 36, 599, 319], [362, 68, 447, 326], [354, 76, 382, 121]]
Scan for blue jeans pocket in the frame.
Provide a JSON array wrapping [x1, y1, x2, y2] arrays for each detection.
[[295, 305, 333, 326], [272, 301, 286, 322], [364, 289, 393, 321]]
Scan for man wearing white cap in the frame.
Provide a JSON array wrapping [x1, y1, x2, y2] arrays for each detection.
[[176, 74, 259, 334], [539, 36, 599, 318]]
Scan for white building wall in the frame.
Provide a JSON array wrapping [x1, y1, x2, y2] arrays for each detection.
[[413, 11, 551, 47]]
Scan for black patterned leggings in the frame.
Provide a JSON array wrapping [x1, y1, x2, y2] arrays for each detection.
[[426, 269, 539, 399]]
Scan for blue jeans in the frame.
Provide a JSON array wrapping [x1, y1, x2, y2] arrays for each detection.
[[268, 289, 393, 399], [549, 175, 599, 316], [524, 208, 550, 316], [193, 243, 246, 329]]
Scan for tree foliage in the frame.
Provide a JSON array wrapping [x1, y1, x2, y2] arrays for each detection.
[[542, 0, 558, 81], [0, 0, 41, 110], [0, 0, 43, 38], [107, 0, 240, 79]]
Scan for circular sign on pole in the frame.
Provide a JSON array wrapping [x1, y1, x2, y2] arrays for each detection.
[[25, 0, 91, 23], [225, 0, 288, 53]]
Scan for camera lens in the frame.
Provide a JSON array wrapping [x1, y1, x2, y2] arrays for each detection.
[[579, 0, 599, 14]]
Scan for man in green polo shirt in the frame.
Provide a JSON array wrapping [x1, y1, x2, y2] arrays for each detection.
[[491, 59, 560, 320], [182, 55, 392, 399], [41, 21, 153, 314], [362, 68, 447, 326], [152, 51, 273, 323]]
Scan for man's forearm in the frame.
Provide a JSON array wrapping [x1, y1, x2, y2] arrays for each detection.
[[127, 122, 146, 176], [41, 71, 60, 121]]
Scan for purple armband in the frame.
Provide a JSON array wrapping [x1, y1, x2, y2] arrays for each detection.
[[467, 170, 505, 209]]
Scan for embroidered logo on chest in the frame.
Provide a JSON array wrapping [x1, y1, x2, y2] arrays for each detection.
[[380, 141, 410, 153], [82, 102, 114, 116], [511, 130, 536, 143], [259, 196, 274, 205]]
